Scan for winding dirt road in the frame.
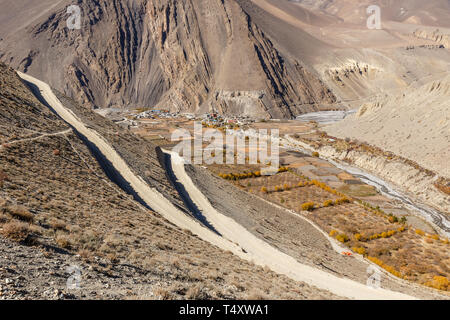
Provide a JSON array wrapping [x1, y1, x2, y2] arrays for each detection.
[[19, 71, 415, 300]]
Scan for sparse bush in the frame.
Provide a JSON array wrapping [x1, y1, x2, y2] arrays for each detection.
[[354, 233, 363, 241], [336, 234, 349, 243], [154, 287, 172, 300], [388, 214, 399, 223], [278, 167, 289, 173], [415, 229, 425, 236], [352, 247, 366, 255], [186, 284, 204, 299], [430, 234, 440, 241], [323, 200, 334, 207], [368, 256, 403, 279], [301, 202, 315, 212], [50, 219, 67, 230], [2, 221, 30, 242], [312, 152, 320, 158], [6, 205, 34, 222], [425, 276, 449, 291], [56, 234, 71, 249], [0, 170, 8, 187], [329, 230, 338, 237], [335, 197, 351, 205], [261, 187, 268, 193]]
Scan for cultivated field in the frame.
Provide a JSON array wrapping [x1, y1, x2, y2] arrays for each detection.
[[209, 163, 450, 292]]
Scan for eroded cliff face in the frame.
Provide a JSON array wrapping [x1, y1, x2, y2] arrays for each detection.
[[413, 29, 450, 48], [1, 0, 167, 110], [0, 0, 336, 118]]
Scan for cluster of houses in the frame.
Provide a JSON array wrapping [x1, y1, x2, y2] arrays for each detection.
[[132, 108, 255, 128], [200, 113, 255, 127], [134, 109, 180, 120]]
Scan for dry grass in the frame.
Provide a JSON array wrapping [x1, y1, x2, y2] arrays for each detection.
[[434, 178, 450, 195], [1, 221, 31, 242], [3, 205, 34, 222]]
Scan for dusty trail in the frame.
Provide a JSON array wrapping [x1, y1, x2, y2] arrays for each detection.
[[1, 129, 72, 147], [19, 72, 416, 300]]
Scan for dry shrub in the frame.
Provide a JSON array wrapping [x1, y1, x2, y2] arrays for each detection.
[[425, 276, 449, 291], [55, 234, 71, 248], [77, 248, 93, 261], [430, 234, 440, 241], [335, 197, 351, 205], [354, 233, 363, 241], [2, 221, 30, 242], [301, 202, 315, 212], [352, 247, 366, 255], [0, 170, 8, 187], [6, 205, 34, 222], [107, 253, 119, 263], [336, 234, 349, 243], [0, 213, 8, 224], [49, 219, 67, 230], [434, 179, 450, 195], [368, 256, 403, 279], [154, 287, 172, 300], [323, 200, 334, 207], [186, 284, 205, 299], [329, 230, 338, 237], [415, 229, 425, 236]]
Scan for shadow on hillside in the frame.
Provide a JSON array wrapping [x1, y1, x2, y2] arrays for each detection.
[[158, 149, 222, 236], [21, 78, 153, 212]]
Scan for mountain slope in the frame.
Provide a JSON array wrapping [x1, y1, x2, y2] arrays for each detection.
[[326, 75, 450, 178], [0, 0, 336, 118], [0, 62, 342, 299]]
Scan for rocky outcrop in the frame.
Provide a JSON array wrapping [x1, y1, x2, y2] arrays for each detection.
[[413, 29, 450, 48]]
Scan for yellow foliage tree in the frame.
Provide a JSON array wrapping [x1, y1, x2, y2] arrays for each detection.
[[301, 202, 315, 212]]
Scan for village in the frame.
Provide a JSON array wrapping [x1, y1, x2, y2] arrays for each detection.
[[112, 107, 256, 131]]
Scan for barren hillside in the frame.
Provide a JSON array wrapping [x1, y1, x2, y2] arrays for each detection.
[[326, 76, 450, 178]]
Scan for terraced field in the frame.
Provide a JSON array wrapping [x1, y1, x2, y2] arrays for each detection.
[[210, 164, 450, 292]]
